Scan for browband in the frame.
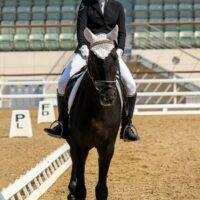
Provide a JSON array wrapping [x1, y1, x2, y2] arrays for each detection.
[[90, 40, 114, 48]]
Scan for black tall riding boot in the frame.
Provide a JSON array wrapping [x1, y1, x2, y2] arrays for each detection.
[[120, 93, 140, 141], [44, 92, 68, 139]]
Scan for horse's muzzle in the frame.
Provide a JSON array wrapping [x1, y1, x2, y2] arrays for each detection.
[[99, 88, 117, 107], [94, 80, 117, 106]]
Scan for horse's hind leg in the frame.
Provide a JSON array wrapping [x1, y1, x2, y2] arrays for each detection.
[[96, 142, 115, 200]]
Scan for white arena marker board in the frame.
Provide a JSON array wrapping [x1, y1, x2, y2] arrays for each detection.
[[9, 110, 33, 138], [37, 100, 55, 123]]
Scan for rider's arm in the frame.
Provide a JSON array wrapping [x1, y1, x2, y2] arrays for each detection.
[[116, 3, 126, 52], [77, 1, 88, 49]]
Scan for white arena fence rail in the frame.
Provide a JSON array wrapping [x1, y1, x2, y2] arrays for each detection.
[[0, 144, 72, 200], [1, 78, 200, 115]]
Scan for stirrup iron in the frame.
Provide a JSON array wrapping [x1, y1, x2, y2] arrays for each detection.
[[122, 124, 139, 142], [49, 120, 64, 138]]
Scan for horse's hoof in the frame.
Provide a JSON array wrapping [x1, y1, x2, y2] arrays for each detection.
[[67, 193, 75, 200]]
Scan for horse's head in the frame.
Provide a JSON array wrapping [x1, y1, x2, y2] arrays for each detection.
[[84, 26, 119, 107]]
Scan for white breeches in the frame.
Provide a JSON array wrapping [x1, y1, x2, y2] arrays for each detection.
[[58, 53, 137, 96], [118, 58, 137, 96], [58, 54, 87, 95]]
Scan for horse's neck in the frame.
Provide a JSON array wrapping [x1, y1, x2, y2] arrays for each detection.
[[71, 73, 121, 132], [81, 73, 100, 106], [75, 73, 104, 114]]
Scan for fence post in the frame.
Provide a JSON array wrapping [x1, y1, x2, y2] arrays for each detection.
[[173, 74, 177, 104]]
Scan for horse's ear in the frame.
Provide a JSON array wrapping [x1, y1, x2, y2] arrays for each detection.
[[84, 28, 97, 44], [106, 25, 119, 42]]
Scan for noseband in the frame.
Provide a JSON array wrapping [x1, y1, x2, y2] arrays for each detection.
[[87, 69, 117, 97], [87, 40, 117, 96]]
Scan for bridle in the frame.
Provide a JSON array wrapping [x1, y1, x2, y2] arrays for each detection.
[[90, 40, 114, 48], [87, 40, 117, 97]]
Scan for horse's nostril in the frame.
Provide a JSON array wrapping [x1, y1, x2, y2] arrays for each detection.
[[100, 89, 117, 106], [104, 96, 110, 102], [109, 99, 113, 104], [100, 95, 115, 106], [108, 96, 113, 101], [105, 96, 114, 103], [107, 98, 112, 103]]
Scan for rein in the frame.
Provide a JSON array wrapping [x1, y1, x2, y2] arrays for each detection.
[[87, 69, 117, 96]]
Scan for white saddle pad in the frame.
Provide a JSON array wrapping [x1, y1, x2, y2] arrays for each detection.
[[68, 72, 86, 114]]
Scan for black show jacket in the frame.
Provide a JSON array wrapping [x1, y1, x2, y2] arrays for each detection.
[[75, 0, 126, 52]]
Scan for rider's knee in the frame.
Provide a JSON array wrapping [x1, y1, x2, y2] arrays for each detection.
[[126, 79, 137, 96], [58, 78, 67, 95]]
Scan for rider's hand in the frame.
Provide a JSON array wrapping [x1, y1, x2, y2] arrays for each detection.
[[79, 45, 89, 59], [116, 48, 123, 58]]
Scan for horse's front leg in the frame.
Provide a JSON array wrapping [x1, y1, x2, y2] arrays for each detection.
[[96, 142, 115, 200], [68, 144, 77, 200], [69, 145, 88, 200], [68, 163, 77, 200]]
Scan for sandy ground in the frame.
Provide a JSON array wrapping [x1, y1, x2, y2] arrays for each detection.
[[1, 110, 200, 199], [0, 109, 64, 191]]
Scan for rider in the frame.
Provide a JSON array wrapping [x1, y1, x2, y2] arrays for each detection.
[[44, 0, 140, 141]]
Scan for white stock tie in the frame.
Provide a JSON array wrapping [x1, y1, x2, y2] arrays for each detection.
[[99, 0, 107, 14]]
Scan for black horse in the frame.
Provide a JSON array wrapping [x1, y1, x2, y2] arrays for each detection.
[[65, 27, 121, 200]]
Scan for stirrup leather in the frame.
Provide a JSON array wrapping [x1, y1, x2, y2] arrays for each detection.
[[49, 120, 64, 137]]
